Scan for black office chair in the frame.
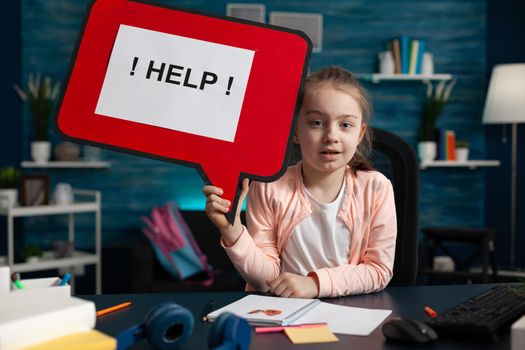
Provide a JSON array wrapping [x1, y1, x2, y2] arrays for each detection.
[[287, 127, 419, 287], [370, 127, 419, 286]]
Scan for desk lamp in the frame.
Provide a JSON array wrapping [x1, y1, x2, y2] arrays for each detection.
[[482, 63, 525, 267]]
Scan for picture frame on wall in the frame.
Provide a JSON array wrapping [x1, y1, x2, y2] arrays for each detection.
[[269, 12, 323, 52], [226, 3, 266, 23], [20, 174, 50, 206]]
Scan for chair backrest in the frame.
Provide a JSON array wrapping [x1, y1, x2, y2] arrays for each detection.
[[370, 127, 419, 286], [287, 127, 419, 286]]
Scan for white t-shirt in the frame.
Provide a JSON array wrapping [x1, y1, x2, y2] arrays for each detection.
[[281, 179, 351, 275]]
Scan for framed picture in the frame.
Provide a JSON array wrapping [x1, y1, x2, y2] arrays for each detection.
[[20, 174, 50, 206], [226, 3, 266, 23], [269, 12, 323, 52]]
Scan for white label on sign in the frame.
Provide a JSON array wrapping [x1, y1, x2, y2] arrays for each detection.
[[95, 24, 254, 142]]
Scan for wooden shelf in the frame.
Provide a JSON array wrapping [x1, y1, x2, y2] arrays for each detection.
[[7, 251, 98, 273], [21, 161, 110, 169], [420, 160, 501, 170], [357, 73, 452, 84]]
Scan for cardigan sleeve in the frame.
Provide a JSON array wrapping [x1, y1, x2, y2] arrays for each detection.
[[221, 181, 281, 292]]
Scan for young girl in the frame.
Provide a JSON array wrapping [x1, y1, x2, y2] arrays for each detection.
[[203, 66, 396, 298]]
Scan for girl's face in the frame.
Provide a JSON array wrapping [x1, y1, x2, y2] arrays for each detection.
[[295, 83, 366, 176]]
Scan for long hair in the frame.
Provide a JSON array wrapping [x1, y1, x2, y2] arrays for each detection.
[[298, 66, 374, 173]]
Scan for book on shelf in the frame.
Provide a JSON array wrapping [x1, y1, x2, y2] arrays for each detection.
[[389, 35, 428, 75], [408, 39, 419, 75], [400, 35, 409, 74], [446, 130, 456, 161], [0, 287, 96, 349], [437, 129, 457, 161], [416, 39, 426, 74], [390, 38, 401, 74]]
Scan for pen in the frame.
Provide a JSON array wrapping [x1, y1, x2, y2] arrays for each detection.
[[201, 300, 213, 322], [11, 273, 25, 289], [424, 306, 437, 318], [255, 323, 328, 334], [96, 301, 132, 317], [59, 272, 71, 286]]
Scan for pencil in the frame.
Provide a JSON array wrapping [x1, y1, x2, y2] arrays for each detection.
[[201, 300, 213, 322], [96, 301, 132, 317]]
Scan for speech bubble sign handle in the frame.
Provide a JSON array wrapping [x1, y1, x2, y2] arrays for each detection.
[[201, 164, 245, 225]]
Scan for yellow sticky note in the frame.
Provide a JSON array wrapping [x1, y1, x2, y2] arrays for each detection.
[[284, 325, 339, 344], [24, 330, 116, 350]]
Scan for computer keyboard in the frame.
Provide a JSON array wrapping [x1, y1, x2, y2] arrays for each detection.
[[426, 283, 525, 337]]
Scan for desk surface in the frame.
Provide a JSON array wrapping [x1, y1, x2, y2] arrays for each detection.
[[81, 284, 510, 350]]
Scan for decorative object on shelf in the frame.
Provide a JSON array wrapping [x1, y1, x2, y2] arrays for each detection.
[[83, 145, 103, 161], [417, 79, 457, 162], [54, 141, 80, 161], [13, 72, 61, 164], [421, 52, 434, 75], [0, 166, 21, 208], [54, 183, 73, 205], [378, 50, 395, 75], [53, 240, 74, 258], [20, 174, 50, 206], [482, 63, 525, 268], [455, 140, 470, 162], [18, 244, 44, 263], [417, 142, 437, 162]]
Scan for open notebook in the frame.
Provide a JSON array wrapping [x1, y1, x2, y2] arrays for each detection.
[[207, 294, 392, 335]]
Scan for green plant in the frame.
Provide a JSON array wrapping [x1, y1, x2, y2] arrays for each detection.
[[14, 72, 61, 141], [419, 79, 457, 141], [456, 140, 470, 148], [19, 244, 43, 261], [0, 166, 21, 189]]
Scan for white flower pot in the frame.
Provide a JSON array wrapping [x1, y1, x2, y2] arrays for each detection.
[[417, 141, 437, 162], [31, 141, 51, 164], [456, 148, 469, 162], [0, 189, 18, 208]]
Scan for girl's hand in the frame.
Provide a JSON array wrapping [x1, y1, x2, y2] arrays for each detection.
[[267, 272, 319, 298], [203, 178, 249, 246]]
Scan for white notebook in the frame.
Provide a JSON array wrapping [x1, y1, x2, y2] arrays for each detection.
[[207, 294, 392, 335], [207, 294, 321, 326]]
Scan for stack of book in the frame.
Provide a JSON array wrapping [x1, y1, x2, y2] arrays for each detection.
[[437, 129, 456, 161], [387, 35, 426, 75], [0, 273, 116, 350]]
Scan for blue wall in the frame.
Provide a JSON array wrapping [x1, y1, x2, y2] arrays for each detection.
[[18, 1, 495, 252]]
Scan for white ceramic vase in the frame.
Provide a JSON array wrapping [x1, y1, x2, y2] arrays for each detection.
[[0, 189, 18, 209], [31, 141, 51, 164], [456, 148, 469, 162], [417, 141, 437, 162]]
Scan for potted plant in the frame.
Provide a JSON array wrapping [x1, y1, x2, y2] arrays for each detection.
[[19, 244, 44, 263], [418, 79, 457, 162], [14, 73, 61, 164], [0, 166, 21, 208], [456, 140, 470, 162]]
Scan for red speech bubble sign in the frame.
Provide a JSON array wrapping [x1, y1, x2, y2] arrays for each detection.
[[56, 0, 311, 223]]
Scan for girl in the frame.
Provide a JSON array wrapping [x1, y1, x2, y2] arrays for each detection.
[[203, 66, 396, 298]]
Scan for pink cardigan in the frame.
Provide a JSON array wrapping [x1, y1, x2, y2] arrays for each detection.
[[223, 163, 397, 298]]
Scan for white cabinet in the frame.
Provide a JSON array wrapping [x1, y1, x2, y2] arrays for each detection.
[[0, 189, 102, 294]]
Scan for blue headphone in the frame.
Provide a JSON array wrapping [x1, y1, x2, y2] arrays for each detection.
[[116, 303, 251, 350], [208, 312, 251, 350]]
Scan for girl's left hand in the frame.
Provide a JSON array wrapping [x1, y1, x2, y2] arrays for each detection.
[[267, 272, 319, 298]]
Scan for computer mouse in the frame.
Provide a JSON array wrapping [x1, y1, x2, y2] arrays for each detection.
[[382, 318, 438, 345]]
